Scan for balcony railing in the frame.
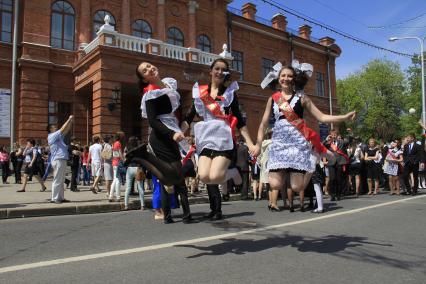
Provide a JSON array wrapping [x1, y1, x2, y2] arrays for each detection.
[[82, 26, 226, 66]]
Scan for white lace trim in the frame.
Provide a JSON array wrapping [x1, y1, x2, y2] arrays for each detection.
[[140, 78, 180, 119], [192, 81, 239, 120], [272, 94, 302, 121], [267, 118, 316, 173]]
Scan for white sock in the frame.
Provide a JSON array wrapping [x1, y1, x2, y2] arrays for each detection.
[[226, 168, 242, 185], [313, 183, 323, 211]]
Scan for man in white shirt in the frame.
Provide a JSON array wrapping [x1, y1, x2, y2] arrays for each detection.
[[88, 136, 103, 194], [47, 115, 73, 203]]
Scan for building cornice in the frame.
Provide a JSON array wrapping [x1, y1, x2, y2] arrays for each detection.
[[232, 21, 340, 57]]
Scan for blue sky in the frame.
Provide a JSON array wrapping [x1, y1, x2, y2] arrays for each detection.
[[230, 0, 426, 79]]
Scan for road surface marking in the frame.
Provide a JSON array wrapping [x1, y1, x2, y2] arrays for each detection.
[[0, 194, 424, 274]]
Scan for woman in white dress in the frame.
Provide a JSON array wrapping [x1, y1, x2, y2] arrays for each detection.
[[182, 58, 255, 185], [254, 62, 356, 211], [384, 141, 403, 195]]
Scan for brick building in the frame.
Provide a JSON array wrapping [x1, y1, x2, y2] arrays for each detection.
[[0, 0, 341, 146]]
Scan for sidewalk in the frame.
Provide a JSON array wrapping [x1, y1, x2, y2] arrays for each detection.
[[0, 180, 242, 219]]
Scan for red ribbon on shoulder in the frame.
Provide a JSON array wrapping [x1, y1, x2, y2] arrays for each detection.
[[272, 92, 327, 154], [199, 85, 238, 141], [182, 144, 196, 166], [143, 84, 161, 94]]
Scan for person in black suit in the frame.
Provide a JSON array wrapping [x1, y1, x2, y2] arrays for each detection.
[[402, 133, 421, 195], [323, 130, 349, 201]]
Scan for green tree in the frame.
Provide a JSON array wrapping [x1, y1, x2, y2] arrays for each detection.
[[337, 59, 405, 141], [399, 54, 422, 137]]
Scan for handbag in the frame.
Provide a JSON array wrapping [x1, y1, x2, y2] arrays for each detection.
[[135, 167, 145, 181], [117, 161, 127, 177]]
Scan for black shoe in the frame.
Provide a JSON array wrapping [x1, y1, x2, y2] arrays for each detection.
[[222, 193, 230, 202], [164, 217, 175, 224], [64, 179, 70, 188], [203, 211, 216, 219], [182, 216, 197, 224], [300, 206, 306, 212], [411, 191, 417, 196], [336, 196, 341, 201], [289, 207, 295, 213], [270, 206, 280, 212], [211, 213, 223, 221], [330, 197, 336, 201]]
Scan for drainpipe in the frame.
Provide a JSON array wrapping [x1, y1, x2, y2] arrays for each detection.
[[10, 0, 20, 150], [326, 47, 333, 129], [227, 11, 232, 51], [290, 34, 294, 61]]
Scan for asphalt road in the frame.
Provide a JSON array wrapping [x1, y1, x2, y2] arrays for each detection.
[[0, 193, 425, 284]]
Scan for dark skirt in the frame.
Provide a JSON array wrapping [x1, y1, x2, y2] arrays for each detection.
[[149, 132, 181, 163], [366, 162, 380, 180], [349, 163, 361, 176], [199, 148, 234, 160], [24, 163, 40, 176]]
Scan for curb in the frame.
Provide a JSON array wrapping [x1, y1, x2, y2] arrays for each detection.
[[0, 194, 245, 220]]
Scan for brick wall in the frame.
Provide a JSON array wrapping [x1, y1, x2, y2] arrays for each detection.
[[0, 0, 341, 144]]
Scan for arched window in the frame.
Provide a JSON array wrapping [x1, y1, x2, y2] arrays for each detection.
[[197, 34, 211, 52], [167, 27, 184, 47], [50, 1, 75, 50], [93, 10, 116, 38], [132, 19, 152, 39]]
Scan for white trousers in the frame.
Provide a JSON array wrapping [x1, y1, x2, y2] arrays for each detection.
[[110, 166, 121, 199], [51, 159, 67, 201]]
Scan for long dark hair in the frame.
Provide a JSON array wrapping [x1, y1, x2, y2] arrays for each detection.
[[210, 58, 231, 92], [136, 64, 149, 94], [127, 136, 139, 152]]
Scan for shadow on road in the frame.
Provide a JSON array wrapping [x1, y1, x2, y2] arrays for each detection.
[[176, 232, 423, 271]]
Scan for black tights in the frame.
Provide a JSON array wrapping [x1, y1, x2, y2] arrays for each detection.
[[126, 145, 183, 186]]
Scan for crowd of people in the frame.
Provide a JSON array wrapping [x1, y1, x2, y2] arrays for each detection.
[[1, 58, 424, 224]]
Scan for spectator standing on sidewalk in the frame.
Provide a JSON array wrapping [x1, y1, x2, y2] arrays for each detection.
[[0, 146, 10, 184], [102, 135, 114, 197], [47, 115, 73, 203], [17, 139, 47, 193], [236, 139, 250, 199], [88, 136, 103, 194], [110, 132, 125, 202], [402, 133, 421, 195], [69, 137, 81, 192], [10, 144, 24, 184], [124, 136, 145, 210], [81, 145, 90, 186]]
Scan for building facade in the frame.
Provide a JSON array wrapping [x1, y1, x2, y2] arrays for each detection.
[[0, 0, 341, 146]]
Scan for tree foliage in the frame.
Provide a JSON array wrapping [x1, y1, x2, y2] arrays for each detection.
[[337, 58, 422, 141]]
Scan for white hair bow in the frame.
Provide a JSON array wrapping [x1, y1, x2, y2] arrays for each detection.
[[162, 77, 177, 90], [291, 59, 313, 78], [260, 62, 283, 89]]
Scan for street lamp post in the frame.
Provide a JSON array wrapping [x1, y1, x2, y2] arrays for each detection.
[[389, 36, 426, 129]]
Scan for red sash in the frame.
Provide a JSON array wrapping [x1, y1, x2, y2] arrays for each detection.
[[330, 142, 350, 167], [272, 92, 327, 153], [143, 84, 161, 94], [199, 85, 238, 140], [182, 144, 196, 165]]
